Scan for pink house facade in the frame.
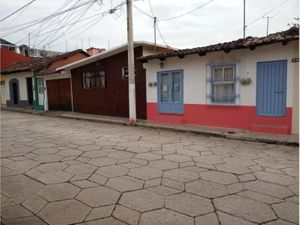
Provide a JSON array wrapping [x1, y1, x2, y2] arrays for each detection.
[[139, 27, 299, 135]]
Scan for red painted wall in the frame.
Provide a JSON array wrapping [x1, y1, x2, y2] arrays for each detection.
[[0, 48, 30, 69], [147, 103, 292, 134]]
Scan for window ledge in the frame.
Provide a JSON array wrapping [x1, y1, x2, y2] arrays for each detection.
[[208, 103, 240, 107]]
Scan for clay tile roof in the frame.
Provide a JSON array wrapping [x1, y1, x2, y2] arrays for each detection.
[[2, 49, 89, 74], [137, 26, 299, 62]]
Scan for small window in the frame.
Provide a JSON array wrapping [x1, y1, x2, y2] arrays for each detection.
[[83, 70, 105, 89], [211, 65, 235, 104], [122, 67, 136, 79]]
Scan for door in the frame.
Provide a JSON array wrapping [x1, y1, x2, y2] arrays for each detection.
[[256, 60, 287, 116], [46, 79, 71, 111], [37, 78, 45, 106], [158, 70, 183, 113], [12, 82, 18, 104], [26, 77, 33, 105]]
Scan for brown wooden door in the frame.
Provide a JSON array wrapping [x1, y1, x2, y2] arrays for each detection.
[[46, 78, 71, 111]]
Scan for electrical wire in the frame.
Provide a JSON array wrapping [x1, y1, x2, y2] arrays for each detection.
[[1, 0, 96, 36], [246, 0, 290, 27], [159, 0, 214, 21], [0, 0, 37, 22]]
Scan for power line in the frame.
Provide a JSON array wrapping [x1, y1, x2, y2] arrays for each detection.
[[32, 0, 81, 48], [159, 0, 214, 21], [156, 23, 169, 47], [133, 5, 153, 18], [49, 1, 129, 49], [0, 0, 37, 22], [1, 0, 96, 36], [246, 0, 289, 27]]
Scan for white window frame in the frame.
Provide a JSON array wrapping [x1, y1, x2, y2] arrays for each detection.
[[206, 61, 240, 105]]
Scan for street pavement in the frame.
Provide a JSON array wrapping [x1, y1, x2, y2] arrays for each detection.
[[1, 111, 298, 225]]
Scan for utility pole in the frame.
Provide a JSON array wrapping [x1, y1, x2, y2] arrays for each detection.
[[126, 0, 136, 124], [263, 16, 272, 36], [28, 33, 31, 48], [65, 40, 68, 52], [154, 17, 157, 53], [243, 0, 246, 38], [88, 37, 91, 48], [81, 37, 83, 49]]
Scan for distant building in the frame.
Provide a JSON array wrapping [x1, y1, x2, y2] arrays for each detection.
[[0, 39, 17, 51], [18, 44, 62, 58]]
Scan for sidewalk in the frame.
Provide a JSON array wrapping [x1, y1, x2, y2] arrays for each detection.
[[1, 106, 298, 146]]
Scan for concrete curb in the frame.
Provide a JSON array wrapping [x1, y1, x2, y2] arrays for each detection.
[[1, 108, 298, 146]]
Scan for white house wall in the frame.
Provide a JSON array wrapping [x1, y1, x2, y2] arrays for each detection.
[[4, 72, 33, 107], [144, 41, 299, 134], [145, 41, 298, 107]]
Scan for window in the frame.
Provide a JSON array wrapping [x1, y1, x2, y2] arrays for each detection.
[[122, 67, 136, 79], [211, 65, 235, 104], [83, 71, 105, 89]]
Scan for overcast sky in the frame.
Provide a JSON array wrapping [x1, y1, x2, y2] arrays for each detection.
[[0, 0, 298, 52]]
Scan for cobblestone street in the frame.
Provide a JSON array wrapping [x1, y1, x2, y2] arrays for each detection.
[[1, 111, 299, 225]]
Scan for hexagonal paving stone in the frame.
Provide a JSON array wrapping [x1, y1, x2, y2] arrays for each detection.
[[33, 148, 59, 155], [148, 160, 178, 170], [34, 154, 63, 163], [264, 219, 297, 225], [135, 153, 162, 161], [272, 202, 299, 224], [128, 166, 162, 180], [84, 217, 127, 225], [254, 171, 298, 185], [244, 180, 294, 198], [22, 195, 47, 214], [166, 193, 214, 216], [107, 151, 134, 159], [217, 211, 256, 225], [38, 183, 80, 201], [36, 171, 72, 184], [2, 175, 44, 197], [199, 170, 239, 185], [85, 205, 115, 221], [113, 205, 140, 225], [146, 186, 181, 196], [119, 189, 164, 212], [214, 195, 276, 223], [139, 208, 194, 225], [88, 157, 117, 167], [38, 199, 90, 225], [193, 155, 224, 164], [216, 163, 251, 175], [35, 162, 68, 172], [106, 176, 143, 192], [6, 160, 40, 172], [57, 149, 82, 157], [164, 168, 199, 182], [164, 154, 192, 163], [95, 165, 129, 178], [76, 186, 120, 207], [65, 164, 97, 174], [186, 180, 228, 198], [195, 212, 219, 225]]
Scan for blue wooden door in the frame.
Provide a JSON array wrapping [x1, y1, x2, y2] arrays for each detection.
[[256, 60, 287, 116], [158, 70, 183, 113]]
